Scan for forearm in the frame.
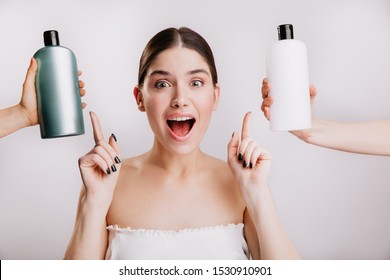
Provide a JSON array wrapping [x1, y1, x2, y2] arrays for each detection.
[[0, 105, 30, 138], [64, 198, 109, 260], [297, 119, 390, 156], [245, 186, 300, 260]]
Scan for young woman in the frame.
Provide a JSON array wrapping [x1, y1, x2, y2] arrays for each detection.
[[261, 79, 390, 156], [65, 27, 299, 260], [0, 58, 86, 138]]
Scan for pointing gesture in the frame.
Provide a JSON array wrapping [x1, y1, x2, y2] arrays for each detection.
[[228, 112, 301, 260], [228, 112, 271, 201], [78, 112, 121, 204]]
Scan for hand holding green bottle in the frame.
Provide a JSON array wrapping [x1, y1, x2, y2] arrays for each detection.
[[21, 57, 87, 127], [0, 58, 86, 138]]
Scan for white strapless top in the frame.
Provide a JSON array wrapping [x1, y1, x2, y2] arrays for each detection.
[[105, 223, 249, 260]]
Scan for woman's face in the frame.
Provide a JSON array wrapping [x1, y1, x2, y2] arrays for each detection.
[[136, 46, 220, 155]]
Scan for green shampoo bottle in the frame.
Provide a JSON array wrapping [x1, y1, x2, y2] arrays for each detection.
[[33, 30, 84, 138]]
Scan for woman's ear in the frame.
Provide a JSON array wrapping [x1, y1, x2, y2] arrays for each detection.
[[212, 84, 221, 111], [133, 86, 145, 112]]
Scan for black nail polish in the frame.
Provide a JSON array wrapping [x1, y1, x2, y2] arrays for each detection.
[[106, 168, 111, 175], [243, 160, 247, 168], [111, 164, 117, 172], [238, 153, 243, 161], [115, 156, 121, 164], [111, 133, 117, 142], [249, 162, 253, 169]]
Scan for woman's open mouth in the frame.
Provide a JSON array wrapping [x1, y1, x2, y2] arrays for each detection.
[[166, 116, 196, 137]]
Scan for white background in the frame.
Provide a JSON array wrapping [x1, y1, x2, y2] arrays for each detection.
[[0, 0, 389, 260]]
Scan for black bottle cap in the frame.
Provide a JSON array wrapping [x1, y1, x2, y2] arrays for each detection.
[[278, 24, 294, 40], [43, 30, 60, 46]]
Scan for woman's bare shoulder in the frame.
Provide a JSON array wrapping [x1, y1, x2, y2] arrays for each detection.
[[202, 153, 234, 178], [120, 153, 148, 169], [203, 152, 227, 165]]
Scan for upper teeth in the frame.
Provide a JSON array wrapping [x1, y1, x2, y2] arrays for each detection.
[[168, 117, 192, 121]]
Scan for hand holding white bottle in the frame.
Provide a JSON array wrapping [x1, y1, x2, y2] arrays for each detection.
[[265, 24, 311, 131]]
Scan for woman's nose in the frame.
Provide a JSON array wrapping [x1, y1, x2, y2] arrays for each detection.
[[170, 88, 189, 108]]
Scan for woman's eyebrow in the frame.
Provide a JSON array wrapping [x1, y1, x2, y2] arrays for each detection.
[[149, 69, 209, 77], [188, 69, 210, 76], [149, 70, 171, 77]]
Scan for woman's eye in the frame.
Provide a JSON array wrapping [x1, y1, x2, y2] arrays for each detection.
[[155, 81, 170, 89], [191, 80, 203, 87]]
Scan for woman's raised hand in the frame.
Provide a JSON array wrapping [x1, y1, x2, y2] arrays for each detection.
[[78, 112, 121, 206], [227, 112, 271, 203]]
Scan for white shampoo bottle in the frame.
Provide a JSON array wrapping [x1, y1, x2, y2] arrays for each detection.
[[266, 24, 311, 131]]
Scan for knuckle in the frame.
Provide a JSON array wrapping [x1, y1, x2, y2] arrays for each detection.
[[90, 154, 99, 161], [93, 145, 102, 153], [96, 140, 105, 147], [78, 157, 84, 165]]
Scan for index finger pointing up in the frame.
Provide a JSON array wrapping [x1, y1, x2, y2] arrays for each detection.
[[241, 112, 251, 141], [89, 111, 105, 144]]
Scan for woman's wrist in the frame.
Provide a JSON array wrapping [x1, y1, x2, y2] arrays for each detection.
[[0, 104, 31, 137], [290, 118, 322, 144], [240, 183, 270, 212], [81, 193, 112, 219], [14, 103, 33, 128]]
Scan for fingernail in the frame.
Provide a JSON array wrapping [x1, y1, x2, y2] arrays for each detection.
[[243, 160, 247, 168], [249, 162, 253, 169], [238, 153, 243, 161], [111, 164, 117, 172], [106, 168, 111, 175], [114, 156, 121, 164], [111, 133, 117, 142]]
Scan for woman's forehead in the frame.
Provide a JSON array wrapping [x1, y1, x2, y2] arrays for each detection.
[[148, 47, 211, 75]]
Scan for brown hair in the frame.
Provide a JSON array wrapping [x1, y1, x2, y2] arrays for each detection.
[[137, 27, 218, 87]]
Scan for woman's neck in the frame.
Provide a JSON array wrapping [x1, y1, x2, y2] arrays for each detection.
[[147, 138, 204, 176]]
